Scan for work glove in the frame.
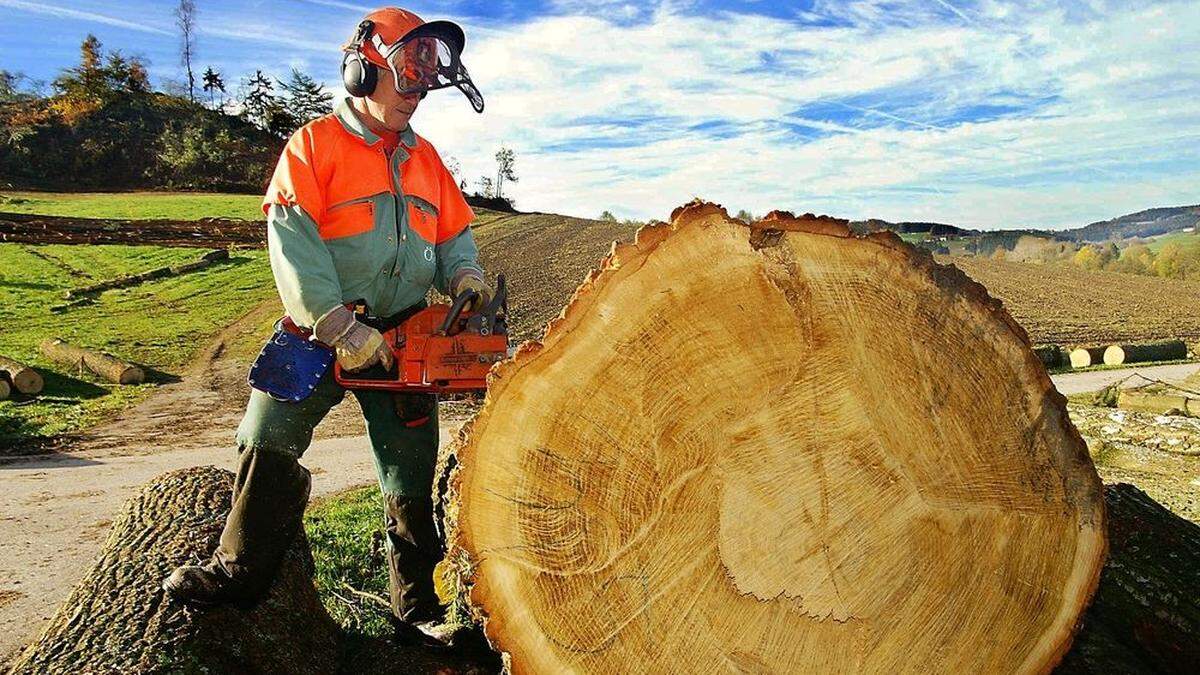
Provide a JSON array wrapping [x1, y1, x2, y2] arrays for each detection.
[[313, 305, 394, 373], [450, 269, 492, 312]]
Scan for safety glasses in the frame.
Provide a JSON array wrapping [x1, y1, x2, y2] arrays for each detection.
[[370, 34, 484, 113]]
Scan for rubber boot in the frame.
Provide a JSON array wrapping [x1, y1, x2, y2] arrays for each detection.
[[163, 446, 311, 605], [384, 493, 444, 628]]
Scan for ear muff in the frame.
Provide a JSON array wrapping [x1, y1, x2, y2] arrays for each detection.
[[341, 19, 378, 97], [341, 51, 377, 97]]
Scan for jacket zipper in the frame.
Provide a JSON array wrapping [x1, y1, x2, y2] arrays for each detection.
[[327, 195, 374, 212]]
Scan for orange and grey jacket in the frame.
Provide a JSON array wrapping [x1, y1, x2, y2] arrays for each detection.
[[263, 98, 483, 327]]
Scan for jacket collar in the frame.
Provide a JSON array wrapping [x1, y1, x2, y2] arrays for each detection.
[[334, 98, 417, 149]]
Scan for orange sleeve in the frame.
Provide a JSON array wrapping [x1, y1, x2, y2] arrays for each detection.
[[435, 155, 475, 244], [263, 125, 325, 221]]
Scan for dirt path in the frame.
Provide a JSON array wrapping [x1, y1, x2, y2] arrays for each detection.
[[0, 425, 463, 663], [1050, 362, 1200, 395], [0, 301, 477, 663]]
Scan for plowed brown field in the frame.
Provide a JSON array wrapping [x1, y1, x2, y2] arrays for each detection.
[[944, 256, 1200, 345]]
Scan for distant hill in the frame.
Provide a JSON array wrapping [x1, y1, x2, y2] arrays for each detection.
[[1061, 205, 1200, 242], [851, 219, 974, 238], [850, 204, 1200, 251]]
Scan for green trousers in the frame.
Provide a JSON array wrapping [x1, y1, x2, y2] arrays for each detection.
[[212, 366, 444, 622]]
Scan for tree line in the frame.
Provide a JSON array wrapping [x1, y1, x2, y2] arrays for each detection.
[[0, 4, 333, 192], [0, 35, 332, 191], [983, 230, 1200, 281], [1, 0, 523, 206]]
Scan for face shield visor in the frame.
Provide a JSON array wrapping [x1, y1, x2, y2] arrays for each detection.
[[370, 33, 484, 113]]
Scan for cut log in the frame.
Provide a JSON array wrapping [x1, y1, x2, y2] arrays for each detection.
[[63, 249, 230, 300], [39, 338, 144, 384], [0, 212, 265, 248], [448, 201, 1107, 673], [0, 377, 9, 400], [1117, 389, 1199, 417], [5, 467, 341, 675], [1034, 344, 1066, 369], [1070, 346, 1107, 368], [1103, 340, 1188, 366], [0, 355, 42, 394], [5, 466, 497, 674], [1056, 483, 1200, 674]]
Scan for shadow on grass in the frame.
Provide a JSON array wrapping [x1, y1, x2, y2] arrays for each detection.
[[0, 279, 56, 291], [142, 365, 182, 385], [37, 369, 109, 399]]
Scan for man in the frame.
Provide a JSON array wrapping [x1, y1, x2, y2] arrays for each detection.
[[163, 7, 490, 645]]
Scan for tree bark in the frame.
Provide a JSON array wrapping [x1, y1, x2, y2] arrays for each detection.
[[5, 466, 499, 675], [1056, 484, 1200, 674], [1035, 344, 1066, 369], [62, 249, 229, 300], [447, 201, 1107, 673], [0, 355, 42, 395], [39, 338, 144, 384], [1071, 347, 1107, 368], [1117, 390, 1199, 417], [1103, 340, 1188, 366], [5, 466, 341, 675]]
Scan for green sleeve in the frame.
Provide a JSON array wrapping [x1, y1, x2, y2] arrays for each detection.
[[266, 203, 343, 328], [433, 225, 484, 296]]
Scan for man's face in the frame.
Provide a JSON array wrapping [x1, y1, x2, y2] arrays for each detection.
[[360, 67, 422, 132]]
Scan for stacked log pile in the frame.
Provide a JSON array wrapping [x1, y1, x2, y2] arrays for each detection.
[[0, 212, 265, 248]]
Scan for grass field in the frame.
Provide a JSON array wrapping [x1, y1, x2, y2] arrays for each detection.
[[0, 190, 264, 221], [1147, 228, 1199, 252], [0, 242, 276, 449]]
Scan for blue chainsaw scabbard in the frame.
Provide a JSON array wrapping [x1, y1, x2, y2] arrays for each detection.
[[247, 323, 335, 402]]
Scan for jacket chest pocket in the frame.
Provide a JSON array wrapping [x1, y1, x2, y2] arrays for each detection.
[[405, 195, 439, 242], [403, 196, 439, 286], [321, 199, 375, 241]]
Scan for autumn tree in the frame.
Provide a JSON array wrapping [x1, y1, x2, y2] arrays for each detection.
[[1072, 245, 1102, 271], [0, 70, 36, 102]]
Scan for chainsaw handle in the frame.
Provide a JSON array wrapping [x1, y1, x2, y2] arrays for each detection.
[[438, 289, 478, 336]]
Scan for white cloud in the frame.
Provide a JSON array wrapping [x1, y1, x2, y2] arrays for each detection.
[[0, 0, 171, 34], [401, 0, 1199, 228]]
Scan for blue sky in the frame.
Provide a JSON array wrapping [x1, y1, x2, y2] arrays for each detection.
[[1, 0, 1198, 228]]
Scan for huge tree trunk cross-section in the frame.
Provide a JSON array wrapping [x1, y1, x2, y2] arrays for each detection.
[[448, 201, 1108, 673]]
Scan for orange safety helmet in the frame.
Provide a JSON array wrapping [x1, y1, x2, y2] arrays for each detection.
[[341, 6, 483, 113]]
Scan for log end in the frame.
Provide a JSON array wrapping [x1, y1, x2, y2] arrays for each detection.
[[451, 200, 1107, 673], [118, 366, 146, 385], [1103, 345, 1126, 366]]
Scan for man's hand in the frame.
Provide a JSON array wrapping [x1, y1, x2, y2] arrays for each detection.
[[450, 270, 492, 312], [314, 305, 394, 372]]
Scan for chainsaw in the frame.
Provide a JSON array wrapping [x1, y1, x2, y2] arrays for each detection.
[[333, 274, 509, 393]]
